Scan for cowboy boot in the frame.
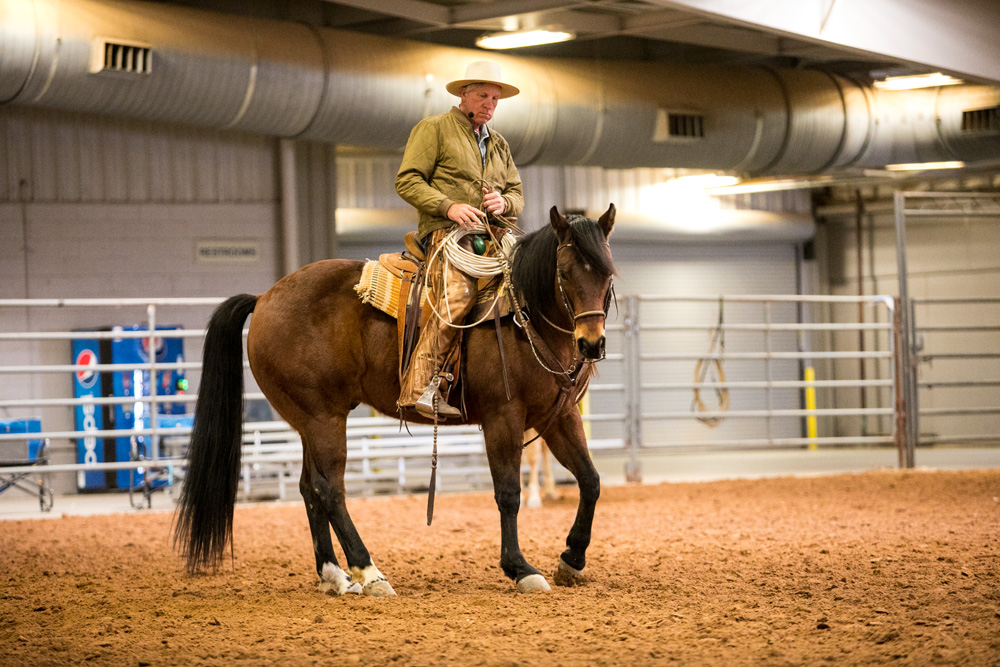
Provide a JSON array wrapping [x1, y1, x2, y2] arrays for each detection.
[[399, 332, 461, 419], [398, 232, 478, 419]]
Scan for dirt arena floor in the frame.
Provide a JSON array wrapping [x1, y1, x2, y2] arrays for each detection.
[[1, 469, 998, 666]]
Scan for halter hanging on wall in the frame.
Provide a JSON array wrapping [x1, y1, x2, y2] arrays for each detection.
[[692, 296, 730, 427]]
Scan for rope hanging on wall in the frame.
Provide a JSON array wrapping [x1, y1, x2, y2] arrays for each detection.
[[692, 297, 729, 427]]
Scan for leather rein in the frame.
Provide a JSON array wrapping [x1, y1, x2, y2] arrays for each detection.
[[495, 233, 613, 448]]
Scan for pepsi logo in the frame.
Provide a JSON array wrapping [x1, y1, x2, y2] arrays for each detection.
[[75, 349, 98, 388], [140, 334, 166, 361]]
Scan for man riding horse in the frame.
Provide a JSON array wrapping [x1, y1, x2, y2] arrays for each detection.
[[176, 59, 616, 595], [395, 60, 524, 420]]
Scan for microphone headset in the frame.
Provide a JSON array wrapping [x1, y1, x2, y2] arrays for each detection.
[[468, 111, 474, 118]]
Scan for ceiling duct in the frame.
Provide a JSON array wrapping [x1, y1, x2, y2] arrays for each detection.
[[2, 0, 998, 174]]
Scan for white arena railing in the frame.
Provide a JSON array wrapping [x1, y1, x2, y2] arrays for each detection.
[[0, 293, 937, 504]]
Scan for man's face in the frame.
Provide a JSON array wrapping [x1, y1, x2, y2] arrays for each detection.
[[461, 84, 502, 125]]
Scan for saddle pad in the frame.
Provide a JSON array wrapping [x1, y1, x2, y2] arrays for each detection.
[[354, 259, 512, 321], [355, 259, 428, 318]]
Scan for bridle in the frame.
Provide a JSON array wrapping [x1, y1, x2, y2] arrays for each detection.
[[543, 242, 614, 359]]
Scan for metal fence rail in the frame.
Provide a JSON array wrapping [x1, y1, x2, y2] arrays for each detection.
[[0, 297, 625, 501], [0, 292, 922, 500], [893, 192, 1000, 460], [620, 295, 902, 470], [912, 297, 1000, 447]]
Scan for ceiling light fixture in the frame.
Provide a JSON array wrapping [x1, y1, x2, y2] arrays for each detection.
[[476, 29, 574, 50], [669, 174, 741, 189], [873, 72, 963, 91], [703, 176, 838, 195], [883, 160, 965, 171]]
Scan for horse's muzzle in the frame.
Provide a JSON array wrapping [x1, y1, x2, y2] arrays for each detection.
[[578, 335, 606, 361]]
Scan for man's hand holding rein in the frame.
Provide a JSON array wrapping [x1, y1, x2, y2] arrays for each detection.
[[447, 202, 487, 230], [482, 187, 506, 216]]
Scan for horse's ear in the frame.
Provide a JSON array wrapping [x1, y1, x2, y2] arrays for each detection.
[[598, 203, 616, 238], [550, 206, 569, 237]]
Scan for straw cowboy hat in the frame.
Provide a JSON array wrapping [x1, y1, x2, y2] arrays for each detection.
[[446, 61, 520, 98]]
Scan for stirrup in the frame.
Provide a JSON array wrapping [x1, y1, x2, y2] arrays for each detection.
[[415, 383, 462, 419]]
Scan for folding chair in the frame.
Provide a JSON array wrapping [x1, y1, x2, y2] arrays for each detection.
[[127, 414, 193, 509], [0, 419, 54, 512]]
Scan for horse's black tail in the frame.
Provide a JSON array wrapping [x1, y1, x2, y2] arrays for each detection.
[[173, 294, 258, 574]]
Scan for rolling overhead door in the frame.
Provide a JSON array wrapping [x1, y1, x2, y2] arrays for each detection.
[[611, 243, 798, 297]]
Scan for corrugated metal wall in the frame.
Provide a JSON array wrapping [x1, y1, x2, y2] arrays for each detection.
[[0, 106, 276, 203], [1, 104, 810, 300], [336, 151, 406, 211]]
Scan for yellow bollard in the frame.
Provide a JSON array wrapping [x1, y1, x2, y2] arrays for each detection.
[[804, 366, 818, 449]]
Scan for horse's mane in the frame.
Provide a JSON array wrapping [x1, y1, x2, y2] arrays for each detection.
[[510, 216, 616, 318]]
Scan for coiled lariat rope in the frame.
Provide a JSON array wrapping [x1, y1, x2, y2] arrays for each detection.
[[424, 222, 517, 329], [422, 179, 521, 329], [692, 297, 730, 427]]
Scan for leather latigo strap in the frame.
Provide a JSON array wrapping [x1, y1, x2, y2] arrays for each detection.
[[399, 264, 426, 382]]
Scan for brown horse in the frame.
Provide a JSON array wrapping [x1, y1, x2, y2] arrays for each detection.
[[174, 205, 616, 595]]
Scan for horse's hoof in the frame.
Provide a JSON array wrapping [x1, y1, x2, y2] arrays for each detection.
[[351, 565, 396, 597], [516, 573, 551, 593], [526, 493, 542, 509], [363, 579, 397, 597], [321, 580, 363, 596], [319, 563, 363, 596], [554, 558, 585, 587]]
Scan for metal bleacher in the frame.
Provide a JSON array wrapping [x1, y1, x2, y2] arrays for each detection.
[[233, 418, 494, 500]]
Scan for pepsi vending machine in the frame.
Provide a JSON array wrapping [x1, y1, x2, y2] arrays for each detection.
[[71, 333, 114, 491], [72, 326, 187, 491]]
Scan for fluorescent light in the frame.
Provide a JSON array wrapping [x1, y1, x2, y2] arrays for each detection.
[[476, 29, 574, 50], [873, 72, 963, 90], [637, 174, 739, 225], [884, 160, 965, 171], [669, 173, 741, 189], [704, 176, 837, 195]]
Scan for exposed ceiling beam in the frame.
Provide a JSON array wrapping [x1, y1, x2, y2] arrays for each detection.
[[624, 20, 839, 60], [626, 23, 780, 57], [621, 9, 704, 33], [324, 0, 449, 27], [450, 9, 622, 33], [450, 0, 589, 25], [645, 0, 1000, 84], [324, 5, 394, 28], [327, 0, 605, 31]]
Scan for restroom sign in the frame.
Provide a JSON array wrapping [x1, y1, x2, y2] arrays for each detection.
[[195, 239, 260, 264]]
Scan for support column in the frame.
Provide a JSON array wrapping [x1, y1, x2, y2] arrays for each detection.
[[279, 139, 300, 276], [623, 295, 643, 483], [295, 141, 339, 264], [892, 192, 917, 468]]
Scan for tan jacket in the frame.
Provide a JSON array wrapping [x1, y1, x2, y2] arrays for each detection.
[[396, 106, 524, 240]]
